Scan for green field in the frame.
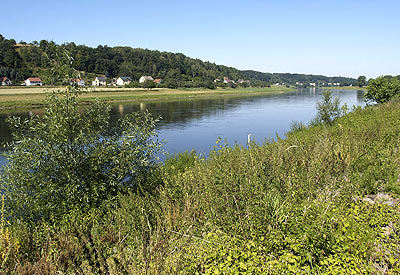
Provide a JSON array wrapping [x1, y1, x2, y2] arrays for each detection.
[[0, 86, 293, 111], [321, 85, 366, 91]]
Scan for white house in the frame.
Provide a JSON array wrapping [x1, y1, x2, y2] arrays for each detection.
[[139, 76, 154, 83], [70, 79, 85, 86], [223, 77, 235, 84], [92, 76, 106, 86], [0, 77, 12, 86], [309, 82, 316, 87], [116, 76, 132, 86], [25, 77, 42, 86]]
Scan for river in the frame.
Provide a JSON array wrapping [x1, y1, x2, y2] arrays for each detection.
[[0, 88, 365, 163]]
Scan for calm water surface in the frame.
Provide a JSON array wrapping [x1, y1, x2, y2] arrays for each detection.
[[0, 88, 365, 163]]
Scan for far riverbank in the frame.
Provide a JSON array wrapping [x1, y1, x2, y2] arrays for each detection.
[[0, 86, 294, 111], [321, 85, 366, 91]]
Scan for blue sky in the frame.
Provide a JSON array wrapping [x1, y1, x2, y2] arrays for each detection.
[[1, 0, 399, 78]]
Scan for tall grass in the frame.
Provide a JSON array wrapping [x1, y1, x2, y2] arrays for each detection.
[[2, 101, 400, 273]]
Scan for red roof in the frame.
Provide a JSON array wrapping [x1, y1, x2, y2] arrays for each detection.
[[0, 77, 9, 82], [27, 77, 42, 82]]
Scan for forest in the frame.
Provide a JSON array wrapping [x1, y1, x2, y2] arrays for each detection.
[[0, 34, 359, 87]]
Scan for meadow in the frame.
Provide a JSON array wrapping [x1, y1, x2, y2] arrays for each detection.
[[0, 86, 293, 111]]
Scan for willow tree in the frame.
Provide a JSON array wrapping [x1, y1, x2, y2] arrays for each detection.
[[1, 50, 162, 222]]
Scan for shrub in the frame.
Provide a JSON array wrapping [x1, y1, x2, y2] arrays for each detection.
[[163, 150, 199, 176], [311, 90, 344, 125], [365, 76, 400, 103], [1, 85, 162, 223]]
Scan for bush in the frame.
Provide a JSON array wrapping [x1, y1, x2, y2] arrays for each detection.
[[365, 76, 400, 103], [311, 90, 344, 125], [163, 150, 199, 176], [1, 86, 162, 223]]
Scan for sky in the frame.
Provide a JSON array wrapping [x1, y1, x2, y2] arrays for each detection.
[[1, 0, 399, 79]]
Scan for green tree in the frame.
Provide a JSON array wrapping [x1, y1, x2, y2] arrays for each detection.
[[311, 90, 343, 125], [2, 54, 162, 223], [365, 76, 400, 103], [142, 79, 156, 90], [357, 75, 366, 87], [206, 80, 216, 89], [166, 78, 178, 89]]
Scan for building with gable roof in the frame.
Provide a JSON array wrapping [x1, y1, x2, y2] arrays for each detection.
[[92, 76, 107, 86], [139, 76, 154, 83], [116, 76, 132, 86], [25, 77, 42, 86]]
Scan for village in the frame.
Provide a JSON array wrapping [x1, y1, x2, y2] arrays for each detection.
[[0, 75, 344, 88], [0, 75, 161, 87]]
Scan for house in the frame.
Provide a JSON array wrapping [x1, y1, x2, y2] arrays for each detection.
[[223, 77, 235, 84], [154, 79, 162, 84], [214, 78, 221, 82], [139, 76, 154, 83], [92, 76, 106, 86], [309, 83, 316, 87], [116, 76, 132, 86], [238, 79, 251, 84], [0, 77, 12, 86], [25, 77, 42, 86], [70, 79, 85, 86]]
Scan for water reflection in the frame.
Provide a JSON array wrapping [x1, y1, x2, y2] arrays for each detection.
[[0, 88, 365, 158]]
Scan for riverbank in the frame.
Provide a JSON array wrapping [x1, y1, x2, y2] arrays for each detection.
[[321, 85, 366, 91], [2, 99, 400, 273], [0, 86, 293, 111]]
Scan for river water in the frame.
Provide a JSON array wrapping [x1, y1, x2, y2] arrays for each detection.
[[0, 88, 365, 163]]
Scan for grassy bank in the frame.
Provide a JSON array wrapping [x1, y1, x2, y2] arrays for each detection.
[[321, 86, 366, 91], [0, 86, 293, 111], [2, 101, 400, 274]]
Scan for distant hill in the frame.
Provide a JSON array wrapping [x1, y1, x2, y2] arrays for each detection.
[[241, 70, 357, 86], [0, 34, 358, 87]]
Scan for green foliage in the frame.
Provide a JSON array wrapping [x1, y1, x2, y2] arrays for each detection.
[[288, 120, 307, 134], [365, 76, 400, 104], [154, 101, 400, 273], [165, 78, 178, 89], [242, 69, 358, 86], [357, 75, 367, 87], [4, 89, 400, 273], [0, 35, 21, 70], [42, 47, 79, 85], [311, 90, 344, 125], [0, 33, 359, 87], [163, 150, 199, 176], [141, 79, 156, 90], [2, 84, 162, 222]]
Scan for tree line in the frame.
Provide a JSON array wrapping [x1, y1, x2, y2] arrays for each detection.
[[1, 34, 360, 87]]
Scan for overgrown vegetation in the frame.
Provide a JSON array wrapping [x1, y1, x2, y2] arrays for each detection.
[[0, 89, 400, 273], [1, 53, 162, 224], [311, 90, 347, 125], [1, 56, 400, 273], [365, 76, 400, 104]]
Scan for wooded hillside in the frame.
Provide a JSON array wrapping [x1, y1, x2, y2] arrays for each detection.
[[0, 34, 358, 87]]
